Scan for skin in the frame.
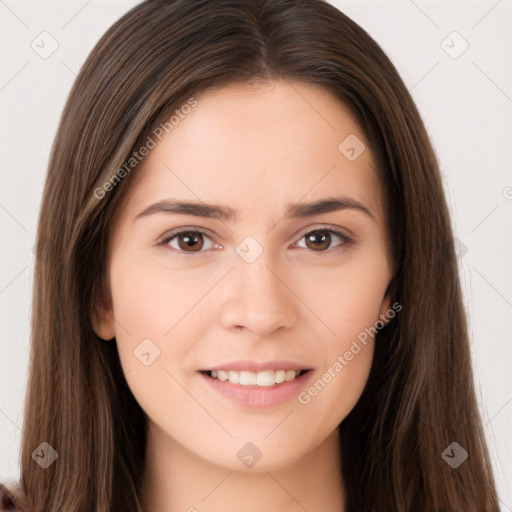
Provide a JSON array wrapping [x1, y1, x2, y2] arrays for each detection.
[[92, 80, 394, 512]]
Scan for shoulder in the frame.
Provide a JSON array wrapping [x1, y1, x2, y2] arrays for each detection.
[[0, 482, 30, 512]]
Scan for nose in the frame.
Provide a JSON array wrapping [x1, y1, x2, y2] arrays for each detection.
[[219, 251, 298, 338]]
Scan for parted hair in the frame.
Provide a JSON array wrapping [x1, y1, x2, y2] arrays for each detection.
[[15, 0, 499, 510]]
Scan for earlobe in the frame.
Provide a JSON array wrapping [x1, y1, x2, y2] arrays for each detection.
[[91, 279, 116, 341], [379, 296, 392, 321], [91, 305, 116, 341], [379, 278, 395, 323], [379, 270, 397, 321]]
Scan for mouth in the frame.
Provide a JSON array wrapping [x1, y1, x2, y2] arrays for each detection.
[[198, 361, 314, 408], [201, 369, 310, 387]]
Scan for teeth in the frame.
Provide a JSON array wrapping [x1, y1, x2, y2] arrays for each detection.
[[256, 370, 274, 386], [239, 371, 257, 385], [285, 370, 296, 382], [207, 369, 303, 386], [217, 370, 228, 381]]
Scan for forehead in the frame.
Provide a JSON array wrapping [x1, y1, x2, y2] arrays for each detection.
[[119, 80, 384, 225]]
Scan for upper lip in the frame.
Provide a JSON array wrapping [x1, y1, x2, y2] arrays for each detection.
[[202, 360, 313, 372]]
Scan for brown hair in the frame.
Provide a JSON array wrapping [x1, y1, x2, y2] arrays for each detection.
[[18, 0, 498, 510]]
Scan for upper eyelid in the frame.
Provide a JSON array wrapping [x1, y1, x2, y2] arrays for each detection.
[[158, 225, 352, 248], [158, 226, 216, 244]]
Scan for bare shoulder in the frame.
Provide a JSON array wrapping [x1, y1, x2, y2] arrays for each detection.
[[0, 482, 29, 512]]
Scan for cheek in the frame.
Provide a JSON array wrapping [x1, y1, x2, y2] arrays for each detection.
[[294, 295, 379, 429], [298, 247, 390, 341], [109, 251, 213, 341], [107, 253, 181, 371], [107, 254, 206, 430], [292, 252, 389, 417], [297, 345, 374, 431], [108, 251, 222, 394]]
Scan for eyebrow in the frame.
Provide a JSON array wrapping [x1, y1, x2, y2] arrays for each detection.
[[134, 196, 375, 222]]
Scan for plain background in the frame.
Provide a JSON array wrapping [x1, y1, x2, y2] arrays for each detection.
[[0, 0, 511, 507]]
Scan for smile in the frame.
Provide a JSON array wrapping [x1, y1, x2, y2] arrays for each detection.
[[205, 369, 307, 387]]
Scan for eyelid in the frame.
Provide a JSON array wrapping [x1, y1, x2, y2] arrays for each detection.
[[292, 224, 354, 244], [157, 226, 213, 244], [157, 226, 220, 253], [157, 224, 354, 254]]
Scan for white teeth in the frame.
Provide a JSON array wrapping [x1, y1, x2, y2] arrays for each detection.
[[208, 369, 303, 386], [285, 370, 296, 382], [216, 370, 228, 381], [275, 370, 285, 384], [239, 371, 257, 385], [256, 370, 274, 387]]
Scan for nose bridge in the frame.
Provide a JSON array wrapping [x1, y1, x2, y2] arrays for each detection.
[[219, 240, 297, 335]]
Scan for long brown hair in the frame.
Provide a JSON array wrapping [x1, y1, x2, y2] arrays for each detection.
[[20, 0, 498, 510]]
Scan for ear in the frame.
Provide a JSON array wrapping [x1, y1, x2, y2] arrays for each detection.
[[379, 294, 391, 318], [378, 272, 396, 322], [91, 304, 116, 341], [90, 283, 116, 341]]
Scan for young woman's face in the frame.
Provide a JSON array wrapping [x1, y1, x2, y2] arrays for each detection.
[[95, 80, 393, 472]]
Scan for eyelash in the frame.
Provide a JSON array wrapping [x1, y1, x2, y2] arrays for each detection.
[[158, 227, 354, 255]]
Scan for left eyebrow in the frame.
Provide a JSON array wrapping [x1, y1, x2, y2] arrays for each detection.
[[284, 196, 375, 222], [134, 195, 375, 223]]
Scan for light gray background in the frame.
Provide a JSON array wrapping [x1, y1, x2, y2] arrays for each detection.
[[1, 0, 511, 507]]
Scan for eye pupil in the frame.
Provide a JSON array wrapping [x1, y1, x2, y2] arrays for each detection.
[[305, 231, 331, 251], [178, 232, 204, 251]]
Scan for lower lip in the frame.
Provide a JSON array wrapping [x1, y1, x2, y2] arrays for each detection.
[[199, 371, 312, 409]]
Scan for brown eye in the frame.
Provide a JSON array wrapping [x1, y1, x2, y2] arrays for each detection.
[[299, 229, 352, 252], [176, 231, 204, 252], [162, 230, 215, 253], [305, 230, 331, 251]]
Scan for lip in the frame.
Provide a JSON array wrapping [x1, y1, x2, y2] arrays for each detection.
[[203, 360, 312, 372], [199, 368, 313, 409]]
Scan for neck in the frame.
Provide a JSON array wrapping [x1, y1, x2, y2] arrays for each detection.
[[141, 422, 345, 512]]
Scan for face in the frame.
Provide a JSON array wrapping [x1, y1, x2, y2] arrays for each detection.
[[93, 80, 394, 472]]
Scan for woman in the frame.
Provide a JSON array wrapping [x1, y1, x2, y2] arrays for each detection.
[[0, 0, 499, 510]]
